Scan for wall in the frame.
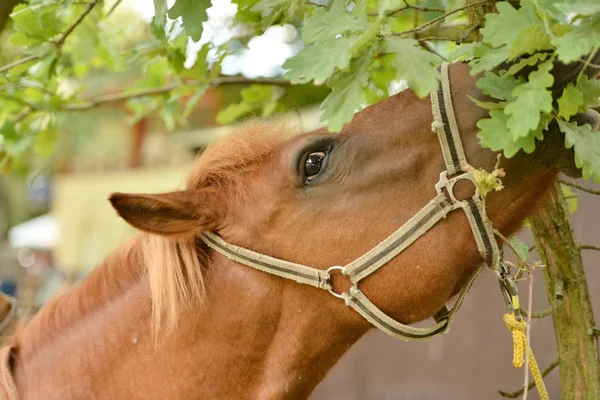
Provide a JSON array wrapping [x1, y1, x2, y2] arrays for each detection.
[[53, 166, 191, 273]]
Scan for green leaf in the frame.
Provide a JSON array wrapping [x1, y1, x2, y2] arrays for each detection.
[[476, 71, 524, 101], [28, 53, 59, 80], [320, 51, 372, 132], [554, 0, 600, 16], [184, 43, 211, 81], [241, 84, 274, 102], [477, 110, 544, 158], [505, 61, 554, 139], [168, 0, 211, 41], [349, 18, 382, 55], [558, 84, 584, 120], [575, 75, 600, 108], [468, 96, 507, 110], [9, 32, 42, 47], [0, 122, 18, 142], [302, 0, 368, 45], [509, 24, 552, 59], [251, 0, 288, 13], [480, 2, 547, 59], [558, 119, 600, 182], [506, 52, 549, 75], [448, 42, 481, 62], [468, 45, 510, 75], [153, 0, 168, 31], [215, 85, 280, 125], [283, 38, 356, 85], [216, 102, 257, 124], [508, 237, 529, 261], [553, 15, 600, 63], [10, 4, 64, 39], [382, 37, 440, 98]]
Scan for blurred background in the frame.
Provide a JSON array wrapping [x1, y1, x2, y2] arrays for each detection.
[[0, 1, 599, 399]]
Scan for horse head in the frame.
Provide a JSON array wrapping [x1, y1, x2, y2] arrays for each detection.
[[110, 58, 598, 333]]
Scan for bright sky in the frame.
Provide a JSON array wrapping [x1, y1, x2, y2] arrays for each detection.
[[128, 0, 302, 78]]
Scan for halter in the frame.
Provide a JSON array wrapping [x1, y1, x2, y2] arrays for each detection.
[[200, 63, 521, 341]]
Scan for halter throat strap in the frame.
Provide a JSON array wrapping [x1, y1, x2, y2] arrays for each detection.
[[200, 62, 516, 341]]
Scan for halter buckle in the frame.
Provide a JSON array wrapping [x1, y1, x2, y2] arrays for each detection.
[[326, 266, 349, 299], [498, 267, 522, 321], [435, 171, 478, 210]]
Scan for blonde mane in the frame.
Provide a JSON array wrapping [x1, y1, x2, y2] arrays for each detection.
[[143, 123, 295, 332]]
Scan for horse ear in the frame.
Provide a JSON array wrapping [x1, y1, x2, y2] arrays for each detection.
[[109, 189, 224, 236]]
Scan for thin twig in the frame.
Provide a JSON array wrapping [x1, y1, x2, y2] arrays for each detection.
[[580, 245, 600, 251], [13, 107, 34, 123], [55, 0, 100, 48], [369, 0, 445, 16], [106, 0, 123, 16], [520, 297, 562, 319], [522, 269, 534, 400], [416, 36, 457, 42], [577, 47, 599, 81], [578, 57, 600, 69], [391, 0, 493, 36], [0, 55, 39, 74], [0, 0, 102, 74], [458, 24, 479, 44], [559, 179, 600, 195], [419, 41, 448, 61], [498, 358, 560, 398], [62, 77, 290, 111]]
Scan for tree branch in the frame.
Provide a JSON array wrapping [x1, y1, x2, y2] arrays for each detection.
[[368, 1, 446, 16], [580, 245, 600, 251], [54, 0, 100, 48], [559, 179, 600, 196], [412, 23, 479, 43], [498, 357, 560, 398], [0, 0, 102, 75], [0, 55, 39, 75], [520, 296, 562, 319], [391, 0, 493, 37], [106, 0, 122, 17], [61, 77, 290, 111]]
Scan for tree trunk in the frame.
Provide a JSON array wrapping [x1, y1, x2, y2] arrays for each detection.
[[530, 183, 600, 399]]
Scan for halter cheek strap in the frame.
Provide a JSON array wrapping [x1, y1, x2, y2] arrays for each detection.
[[200, 62, 521, 341]]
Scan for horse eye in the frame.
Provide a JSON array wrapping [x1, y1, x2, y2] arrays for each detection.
[[302, 149, 329, 183]]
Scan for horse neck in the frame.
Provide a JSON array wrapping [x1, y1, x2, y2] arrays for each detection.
[[10, 238, 365, 399]]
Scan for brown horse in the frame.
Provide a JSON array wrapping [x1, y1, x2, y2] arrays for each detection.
[[1, 60, 598, 399]]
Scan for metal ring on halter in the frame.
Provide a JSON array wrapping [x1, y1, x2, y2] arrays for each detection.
[[435, 170, 479, 210], [326, 266, 348, 299]]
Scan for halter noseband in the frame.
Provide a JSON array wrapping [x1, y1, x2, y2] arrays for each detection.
[[200, 63, 521, 341]]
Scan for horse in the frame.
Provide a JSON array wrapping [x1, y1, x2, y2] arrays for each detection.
[[1, 59, 598, 399]]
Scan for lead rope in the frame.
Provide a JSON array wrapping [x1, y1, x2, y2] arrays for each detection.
[[503, 305, 549, 399]]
